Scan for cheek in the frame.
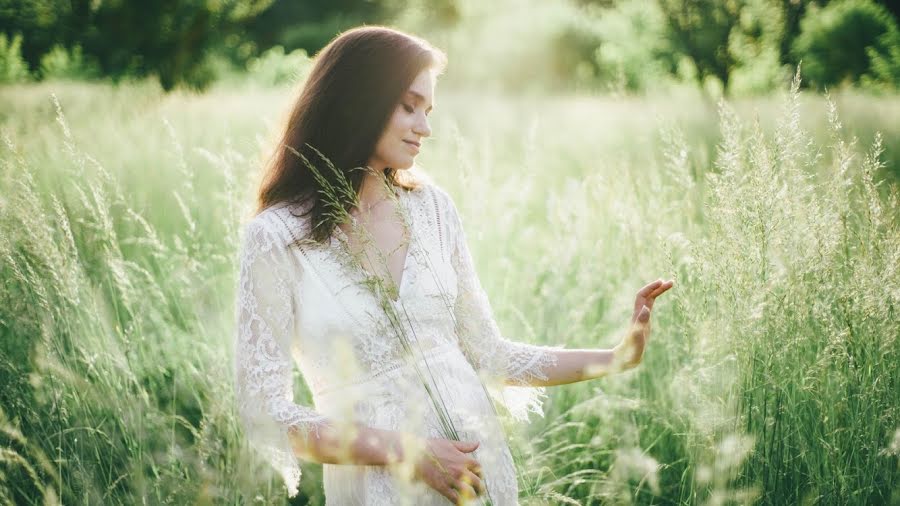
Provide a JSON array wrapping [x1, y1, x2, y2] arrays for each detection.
[[387, 109, 413, 133], [374, 121, 396, 147], [371, 109, 414, 163]]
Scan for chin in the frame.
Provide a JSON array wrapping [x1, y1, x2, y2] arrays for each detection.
[[391, 157, 415, 171]]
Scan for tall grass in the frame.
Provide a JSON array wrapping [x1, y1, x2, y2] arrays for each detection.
[[512, 72, 899, 505], [0, 75, 898, 504]]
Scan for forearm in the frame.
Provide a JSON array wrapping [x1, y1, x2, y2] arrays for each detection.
[[513, 347, 635, 387], [289, 420, 419, 467]]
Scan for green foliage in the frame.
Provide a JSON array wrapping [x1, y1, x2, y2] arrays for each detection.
[[4, 0, 900, 94], [0, 33, 30, 83], [244, 0, 384, 53], [38, 44, 100, 80], [394, 0, 673, 93], [862, 28, 900, 90], [656, 0, 799, 96], [0, 0, 278, 90], [728, 0, 791, 95], [0, 0, 70, 67], [393, 0, 592, 92], [0, 408, 60, 504], [657, 0, 740, 88], [245, 46, 313, 87], [792, 0, 900, 89], [589, 0, 675, 92], [547, 9, 608, 90]]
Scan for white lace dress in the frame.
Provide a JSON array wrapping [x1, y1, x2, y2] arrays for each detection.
[[234, 180, 564, 505]]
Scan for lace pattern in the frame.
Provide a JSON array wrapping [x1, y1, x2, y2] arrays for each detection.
[[234, 216, 330, 498], [233, 178, 564, 502], [431, 185, 565, 422]]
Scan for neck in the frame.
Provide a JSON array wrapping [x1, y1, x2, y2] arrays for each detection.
[[356, 167, 392, 212]]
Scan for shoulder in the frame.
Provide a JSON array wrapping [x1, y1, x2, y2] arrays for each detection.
[[242, 197, 315, 251], [403, 178, 465, 251], [403, 174, 459, 217]]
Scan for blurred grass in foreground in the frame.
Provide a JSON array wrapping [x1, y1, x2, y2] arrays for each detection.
[[0, 76, 898, 504]]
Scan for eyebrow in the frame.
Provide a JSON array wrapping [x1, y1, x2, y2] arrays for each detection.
[[405, 91, 434, 111]]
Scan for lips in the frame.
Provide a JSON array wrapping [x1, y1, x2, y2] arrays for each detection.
[[403, 140, 420, 152]]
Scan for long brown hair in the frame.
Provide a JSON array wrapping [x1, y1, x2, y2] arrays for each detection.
[[255, 26, 447, 243]]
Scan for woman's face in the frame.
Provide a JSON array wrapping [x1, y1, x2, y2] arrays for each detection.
[[367, 68, 435, 171]]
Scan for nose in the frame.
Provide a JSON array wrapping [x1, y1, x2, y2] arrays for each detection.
[[412, 112, 431, 138]]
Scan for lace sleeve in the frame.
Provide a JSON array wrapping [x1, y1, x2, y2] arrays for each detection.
[[234, 218, 330, 498], [439, 188, 565, 423]]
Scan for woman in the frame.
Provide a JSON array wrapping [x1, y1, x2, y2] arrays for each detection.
[[234, 26, 673, 505]]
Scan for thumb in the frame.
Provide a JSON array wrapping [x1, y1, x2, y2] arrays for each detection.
[[453, 440, 480, 453], [637, 305, 650, 323]]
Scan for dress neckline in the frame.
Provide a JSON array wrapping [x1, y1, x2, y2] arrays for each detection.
[[329, 188, 413, 304]]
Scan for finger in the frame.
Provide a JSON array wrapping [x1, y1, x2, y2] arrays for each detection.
[[453, 480, 479, 503], [648, 280, 674, 299], [462, 469, 485, 496], [443, 487, 460, 504], [647, 279, 672, 294], [638, 279, 663, 297], [459, 469, 483, 492]]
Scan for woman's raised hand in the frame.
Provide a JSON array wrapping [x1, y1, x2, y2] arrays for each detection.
[[614, 278, 674, 369], [413, 438, 485, 504]]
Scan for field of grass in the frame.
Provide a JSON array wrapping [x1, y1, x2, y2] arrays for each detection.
[[1, 76, 898, 505]]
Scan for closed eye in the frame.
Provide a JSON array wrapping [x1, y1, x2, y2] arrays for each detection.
[[405, 90, 433, 115]]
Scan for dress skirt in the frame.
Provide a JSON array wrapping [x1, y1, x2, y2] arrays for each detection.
[[313, 342, 520, 505]]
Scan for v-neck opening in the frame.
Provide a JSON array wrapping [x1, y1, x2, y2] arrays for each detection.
[[331, 189, 413, 304]]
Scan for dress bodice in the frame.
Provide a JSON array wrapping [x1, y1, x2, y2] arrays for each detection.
[[272, 183, 462, 397]]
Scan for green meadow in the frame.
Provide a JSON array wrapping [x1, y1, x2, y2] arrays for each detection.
[[1, 76, 898, 504]]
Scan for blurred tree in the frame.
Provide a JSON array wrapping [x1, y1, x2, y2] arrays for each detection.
[[792, 0, 900, 89], [549, 6, 607, 89], [862, 18, 900, 89], [0, 0, 275, 89], [381, 0, 461, 33], [776, 0, 809, 67], [244, 46, 313, 87], [729, 0, 791, 94], [587, 0, 675, 92], [873, 0, 899, 20], [88, 0, 274, 89], [0, 0, 71, 69], [3, 0, 898, 92], [657, 0, 741, 90], [244, 0, 387, 58]]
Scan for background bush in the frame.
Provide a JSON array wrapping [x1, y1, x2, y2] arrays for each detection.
[[0, 33, 30, 83], [792, 0, 900, 90], [2, 0, 899, 94], [38, 44, 100, 81]]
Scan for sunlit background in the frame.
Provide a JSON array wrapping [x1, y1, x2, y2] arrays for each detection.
[[1, 0, 899, 504]]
